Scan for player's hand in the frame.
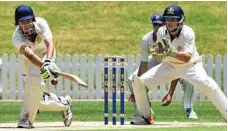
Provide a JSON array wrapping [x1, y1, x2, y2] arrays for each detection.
[[158, 38, 177, 58], [40, 60, 60, 79], [161, 93, 172, 106], [165, 43, 177, 58], [40, 59, 51, 79], [40, 66, 51, 79], [128, 94, 136, 103], [149, 46, 164, 62], [48, 62, 60, 78]]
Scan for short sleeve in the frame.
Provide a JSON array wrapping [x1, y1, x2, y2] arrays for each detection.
[[156, 28, 163, 43], [140, 38, 149, 62], [35, 18, 53, 40], [12, 28, 26, 50], [182, 30, 195, 54]]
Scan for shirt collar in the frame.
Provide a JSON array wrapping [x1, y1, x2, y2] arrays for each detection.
[[165, 27, 183, 39]]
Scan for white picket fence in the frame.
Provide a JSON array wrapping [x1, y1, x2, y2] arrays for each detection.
[[0, 54, 227, 100]]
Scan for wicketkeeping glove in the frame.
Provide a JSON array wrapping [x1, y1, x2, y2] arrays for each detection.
[[149, 47, 165, 62], [156, 38, 178, 58]]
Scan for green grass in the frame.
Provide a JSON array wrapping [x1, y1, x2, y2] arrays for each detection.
[[0, 101, 225, 123], [97, 126, 227, 131], [0, 1, 226, 56], [0, 101, 226, 131]]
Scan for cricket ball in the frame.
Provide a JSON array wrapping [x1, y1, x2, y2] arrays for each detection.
[[51, 79, 58, 85]]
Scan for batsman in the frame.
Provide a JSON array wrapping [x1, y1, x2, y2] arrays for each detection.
[[12, 5, 73, 128], [131, 5, 227, 125]]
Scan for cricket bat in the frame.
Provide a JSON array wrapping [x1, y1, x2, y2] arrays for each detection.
[[56, 71, 87, 87]]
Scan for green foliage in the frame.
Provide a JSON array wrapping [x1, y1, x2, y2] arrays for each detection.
[[0, 2, 226, 56]]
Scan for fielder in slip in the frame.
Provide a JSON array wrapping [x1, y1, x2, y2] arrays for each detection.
[[131, 5, 227, 125], [12, 5, 73, 128], [128, 13, 198, 122]]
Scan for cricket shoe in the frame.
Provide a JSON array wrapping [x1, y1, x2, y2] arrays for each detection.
[[61, 95, 73, 127], [130, 115, 154, 125], [17, 112, 34, 128], [129, 112, 139, 119], [186, 108, 198, 119]]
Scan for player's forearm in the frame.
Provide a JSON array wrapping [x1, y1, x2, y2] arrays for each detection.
[[44, 39, 54, 59], [175, 52, 191, 63], [19, 46, 43, 67], [168, 79, 179, 96], [137, 61, 148, 77]]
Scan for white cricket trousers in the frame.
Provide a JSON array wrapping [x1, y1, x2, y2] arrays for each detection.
[[139, 60, 227, 120]]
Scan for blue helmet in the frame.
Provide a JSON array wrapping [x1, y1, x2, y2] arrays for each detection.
[[150, 14, 163, 24], [15, 5, 35, 25], [163, 5, 184, 21]]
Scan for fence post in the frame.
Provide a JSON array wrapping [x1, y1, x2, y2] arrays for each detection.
[[56, 55, 63, 96], [72, 54, 79, 99], [96, 54, 102, 99], [88, 54, 95, 99], [2, 54, 8, 100], [215, 55, 222, 90], [9, 54, 16, 99], [223, 55, 227, 96], [64, 54, 72, 96], [80, 55, 87, 99]]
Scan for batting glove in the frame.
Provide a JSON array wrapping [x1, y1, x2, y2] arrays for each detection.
[[48, 62, 60, 78], [40, 59, 60, 79]]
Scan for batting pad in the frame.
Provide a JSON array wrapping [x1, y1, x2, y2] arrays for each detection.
[[132, 74, 152, 119], [19, 76, 44, 123], [39, 93, 67, 112]]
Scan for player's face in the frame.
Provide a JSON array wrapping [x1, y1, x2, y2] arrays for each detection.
[[18, 19, 35, 36], [153, 23, 162, 32], [165, 18, 179, 33]]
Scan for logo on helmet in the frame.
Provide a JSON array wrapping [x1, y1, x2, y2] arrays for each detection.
[[155, 15, 160, 20], [167, 7, 175, 15]]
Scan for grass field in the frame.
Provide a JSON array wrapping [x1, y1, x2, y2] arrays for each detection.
[[0, 1, 226, 56], [0, 101, 226, 131]]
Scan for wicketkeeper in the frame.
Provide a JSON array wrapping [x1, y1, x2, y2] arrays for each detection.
[[128, 13, 198, 123], [131, 5, 227, 125]]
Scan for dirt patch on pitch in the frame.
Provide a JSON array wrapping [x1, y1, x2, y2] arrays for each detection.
[[0, 121, 226, 131]]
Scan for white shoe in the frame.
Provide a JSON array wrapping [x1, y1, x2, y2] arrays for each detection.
[[17, 112, 33, 128], [129, 112, 139, 119], [61, 96, 73, 127], [186, 108, 198, 119], [130, 115, 154, 125]]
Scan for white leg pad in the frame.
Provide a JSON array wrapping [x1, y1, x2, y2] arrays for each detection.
[[132, 74, 152, 119], [19, 76, 44, 123], [39, 92, 67, 112]]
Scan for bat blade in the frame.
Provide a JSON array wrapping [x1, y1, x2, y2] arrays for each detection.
[[57, 71, 87, 87]]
